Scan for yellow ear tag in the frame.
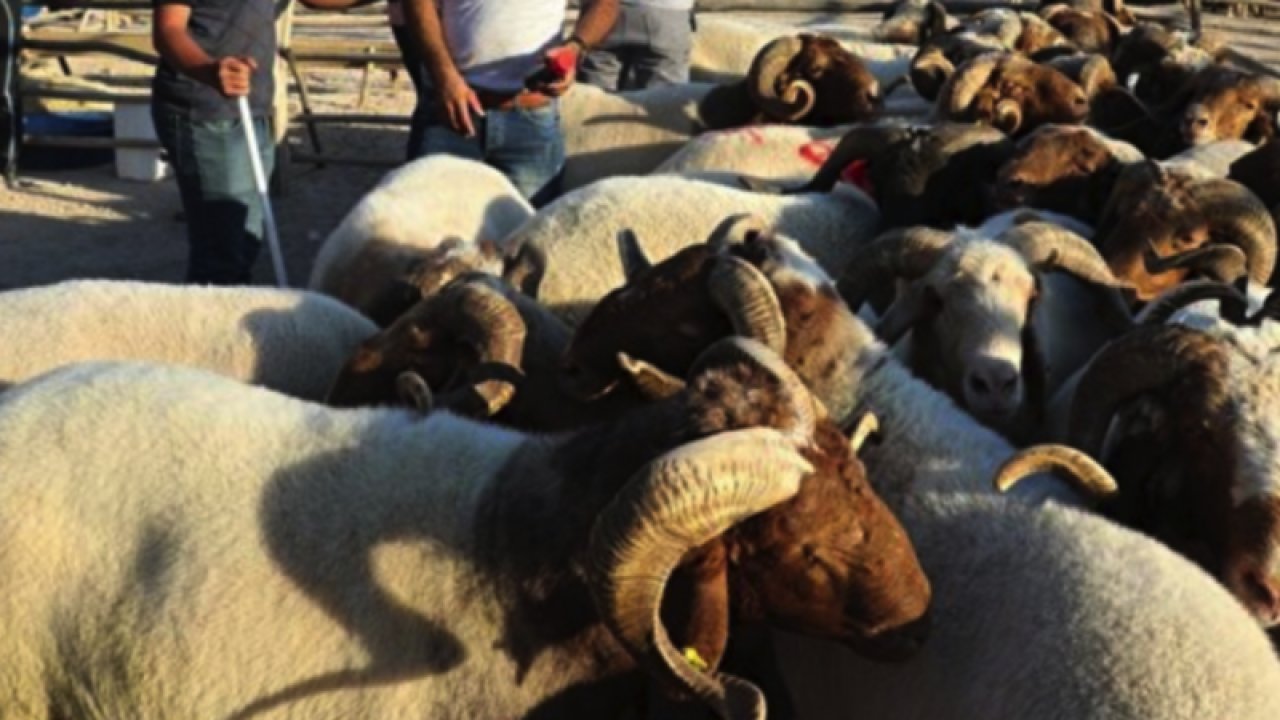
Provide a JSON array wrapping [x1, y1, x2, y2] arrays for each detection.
[[683, 647, 709, 673]]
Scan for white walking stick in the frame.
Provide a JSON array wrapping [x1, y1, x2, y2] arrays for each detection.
[[237, 95, 288, 288]]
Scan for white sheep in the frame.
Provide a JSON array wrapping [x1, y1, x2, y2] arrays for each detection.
[[1161, 138, 1260, 178], [0, 345, 930, 720], [307, 155, 530, 323], [0, 279, 375, 401], [500, 176, 880, 327], [776, 491, 1280, 719], [653, 124, 855, 187]]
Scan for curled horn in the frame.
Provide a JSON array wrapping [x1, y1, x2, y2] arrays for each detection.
[[618, 353, 687, 401], [837, 227, 954, 312], [798, 124, 912, 193], [587, 428, 811, 720], [396, 371, 434, 414], [1000, 222, 1128, 287], [748, 36, 816, 123], [1067, 324, 1220, 458], [993, 98, 1023, 134], [1135, 279, 1250, 326], [1143, 242, 1249, 286], [709, 257, 788, 355], [1188, 178, 1278, 286], [937, 53, 1003, 119], [431, 279, 527, 418], [994, 444, 1119, 500]]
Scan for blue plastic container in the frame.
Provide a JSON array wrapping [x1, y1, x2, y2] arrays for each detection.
[[21, 111, 115, 171]]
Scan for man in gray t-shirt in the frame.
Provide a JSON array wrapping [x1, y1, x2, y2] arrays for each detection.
[[580, 0, 695, 91], [403, 0, 619, 206]]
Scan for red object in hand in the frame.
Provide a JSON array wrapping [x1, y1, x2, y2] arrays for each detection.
[[545, 47, 577, 78]]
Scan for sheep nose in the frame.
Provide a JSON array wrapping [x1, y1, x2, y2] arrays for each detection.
[[965, 358, 1020, 414], [1243, 569, 1280, 622]]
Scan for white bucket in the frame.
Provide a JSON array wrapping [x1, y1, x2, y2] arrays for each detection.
[[113, 101, 169, 182]]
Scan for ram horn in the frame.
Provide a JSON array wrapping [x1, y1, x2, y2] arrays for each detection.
[[709, 256, 788, 355], [586, 428, 811, 720], [993, 98, 1024, 134], [707, 214, 771, 252], [938, 53, 1003, 118], [1135, 278, 1250, 326], [431, 279, 528, 418], [797, 124, 912, 193], [748, 36, 816, 123], [617, 353, 687, 401], [689, 337, 820, 440], [396, 371, 434, 414], [837, 227, 954, 312], [618, 229, 654, 283], [1189, 178, 1278, 286], [1143, 242, 1249, 286], [1067, 324, 1220, 457], [1001, 222, 1128, 287], [993, 444, 1119, 500]]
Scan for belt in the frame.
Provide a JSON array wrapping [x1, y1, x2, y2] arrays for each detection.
[[474, 89, 552, 112]]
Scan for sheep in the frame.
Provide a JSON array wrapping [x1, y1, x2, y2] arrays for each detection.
[[499, 177, 880, 327], [872, 0, 950, 45], [835, 218, 1130, 443], [781, 121, 1015, 230], [1178, 65, 1280, 147], [560, 231, 1280, 716], [1035, 280, 1280, 627], [559, 219, 1092, 507], [774, 488, 1280, 719], [1040, 3, 1124, 54], [1109, 22, 1220, 107], [307, 155, 527, 326], [1230, 138, 1280, 211], [934, 52, 1091, 137], [991, 124, 1253, 223], [1092, 160, 1277, 299], [326, 272, 637, 432], [653, 124, 856, 188], [0, 279, 376, 401], [563, 34, 890, 192], [0, 339, 932, 720]]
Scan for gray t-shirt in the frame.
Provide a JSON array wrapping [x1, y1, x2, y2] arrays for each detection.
[[151, 0, 276, 120], [438, 0, 567, 93], [624, 0, 695, 9]]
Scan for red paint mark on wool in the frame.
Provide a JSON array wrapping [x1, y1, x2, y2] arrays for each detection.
[[797, 140, 835, 167]]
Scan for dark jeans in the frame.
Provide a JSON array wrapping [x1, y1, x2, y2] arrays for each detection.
[[152, 103, 274, 285], [1, 0, 21, 183], [390, 22, 429, 162], [579, 5, 694, 91], [410, 94, 565, 208]]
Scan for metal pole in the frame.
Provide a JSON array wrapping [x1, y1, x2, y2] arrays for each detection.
[[237, 95, 289, 288]]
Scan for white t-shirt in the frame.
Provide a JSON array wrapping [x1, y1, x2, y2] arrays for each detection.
[[439, 0, 567, 93]]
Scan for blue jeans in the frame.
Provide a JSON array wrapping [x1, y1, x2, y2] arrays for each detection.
[[152, 103, 274, 285], [410, 94, 565, 208], [579, 5, 694, 91]]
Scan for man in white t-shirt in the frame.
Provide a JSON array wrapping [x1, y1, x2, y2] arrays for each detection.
[[404, 0, 619, 206], [580, 0, 695, 91]]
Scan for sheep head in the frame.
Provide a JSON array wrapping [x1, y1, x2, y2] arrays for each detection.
[[326, 274, 526, 419], [936, 53, 1090, 136], [1094, 162, 1277, 299], [838, 221, 1124, 436], [1040, 5, 1122, 54], [874, 0, 949, 44], [1180, 67, 1280, 147], [992, 125, 1132, 221], [1067, 321, 1280, 627], [748, 34, 882, 126]]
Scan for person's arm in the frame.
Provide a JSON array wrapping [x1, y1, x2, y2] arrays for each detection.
[[153, 4, 255, 97], [404, 0, 483, 137], [534, 0, 619, 97]]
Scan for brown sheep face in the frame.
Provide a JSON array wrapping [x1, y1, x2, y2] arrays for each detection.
[[1094, 166, 1208, 300], [327, 315, 467, 409], [993, 127, 1117, 217], [785, 35, 884, 125], [683, 366, 931, 658], [1181, 71, 1280, 146], [1045, 9, 1117, 54], [560, 246, 730, 401], [962, 61, 1089, 136]]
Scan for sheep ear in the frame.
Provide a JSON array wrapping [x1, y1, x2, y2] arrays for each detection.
[[396, 371, 434, 414], [618, 353, 686, 400], [617, 230, 654, 282], [501, 243, 546, 297]]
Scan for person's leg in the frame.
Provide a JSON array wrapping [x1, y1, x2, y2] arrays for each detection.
[[578, 5, 636, 92], [631, 7, 694, 89], [1, 0, 22, 184], [485, 101, 565, 208], [391, 23, 430, 162]]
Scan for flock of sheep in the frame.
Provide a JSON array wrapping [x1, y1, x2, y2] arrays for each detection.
[[3, 1, 1280, 718]]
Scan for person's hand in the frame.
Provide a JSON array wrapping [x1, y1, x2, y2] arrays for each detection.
[[532, 45, 580, 97], [210, 56, 257, 98], [437, 71, 485, 137]]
